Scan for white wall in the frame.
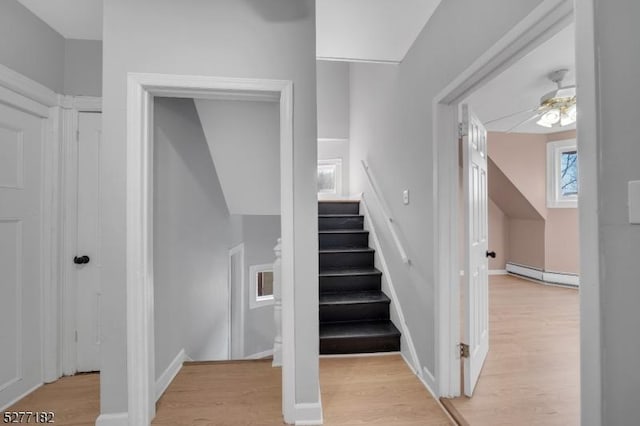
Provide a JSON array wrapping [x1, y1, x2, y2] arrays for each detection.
[[588, 1, 640, 423], [348, 0, 544, 376], [194, 99, 280, 215], [153, 97, 232, 379], [0, 0, 65, 92], [101, 0, 319, 415], [316, 60, 349, 139], [64, 39, 102, 97]]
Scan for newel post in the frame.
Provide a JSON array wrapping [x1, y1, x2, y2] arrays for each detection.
[[272, 238, 283, 367]]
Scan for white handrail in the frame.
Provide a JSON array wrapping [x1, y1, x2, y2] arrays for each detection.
[[361, 160, 410, 264]]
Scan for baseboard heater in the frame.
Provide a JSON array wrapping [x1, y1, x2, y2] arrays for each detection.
[[506, 262, 579, 287]]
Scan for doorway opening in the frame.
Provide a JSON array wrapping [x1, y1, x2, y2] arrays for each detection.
[[433, 0, 595, 423], [125, 74, 296, 424]]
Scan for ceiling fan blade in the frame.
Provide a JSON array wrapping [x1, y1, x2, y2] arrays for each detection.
[[484, 107, 539, 125], [505, 111, 544, 133]]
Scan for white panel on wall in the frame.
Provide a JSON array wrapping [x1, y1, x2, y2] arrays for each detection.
[[0, 125, 23, 189], [0, 220, 21, 391]]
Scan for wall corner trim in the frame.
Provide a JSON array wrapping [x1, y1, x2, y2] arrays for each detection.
[[95, 412, 128, 426]]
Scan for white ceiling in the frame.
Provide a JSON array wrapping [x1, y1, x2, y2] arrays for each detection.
[[17, 0, 440, 64], [316, 0, 442, 63], [465, 23, 576, 134], [17, 0, 103, 40]]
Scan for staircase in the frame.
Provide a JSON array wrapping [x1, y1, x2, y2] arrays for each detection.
[[318, 200, 401, 354]]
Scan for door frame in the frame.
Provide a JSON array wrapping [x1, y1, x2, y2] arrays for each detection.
[[433, 0, 587, 399], [125, 73, 296, 424], [227, 243, 245, 359], [59, 96, 102, 376]]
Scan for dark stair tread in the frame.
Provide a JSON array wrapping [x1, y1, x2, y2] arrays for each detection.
[[320, 321, 401, 339], [319, 229, 369, 234], [319, 267, 382, 277], [318, 200, 360, 203], [320, 291, 390, 306], [319, 214, 362, 217], [319, 247, 375, 254]]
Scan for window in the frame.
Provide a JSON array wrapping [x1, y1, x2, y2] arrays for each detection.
[[249, 264, 274, 309], [547, 139, 578, 208], [317, 159, 342, 196]]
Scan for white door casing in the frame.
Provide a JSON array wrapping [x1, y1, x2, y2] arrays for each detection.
[[0, 102, 45, 408], [75, 112, 102, 372], [461, 104, 489, 396], [228, 244, 245, 359]]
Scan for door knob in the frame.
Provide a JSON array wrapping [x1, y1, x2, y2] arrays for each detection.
[[486, 251, 496, 259], [74, 255, 90, 265]]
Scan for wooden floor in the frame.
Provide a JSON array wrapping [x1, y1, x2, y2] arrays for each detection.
[[4, 373, 100, 426], [444, 274, 580, 425], [5, 355, 451, 425]]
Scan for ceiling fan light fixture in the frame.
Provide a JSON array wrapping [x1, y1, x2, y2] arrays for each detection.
[[537, 109, 560, 127]]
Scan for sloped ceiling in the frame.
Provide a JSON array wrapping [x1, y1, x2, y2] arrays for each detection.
[[317, 0, 442, 63]]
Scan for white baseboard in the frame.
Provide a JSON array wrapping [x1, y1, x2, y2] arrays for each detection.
[[95, 412, 128, 426], [506, 263, 579, 287], [155, 349, 187, 401], [361, 196, 423, 380], [0, 383, 42, 412], [244, 349, 274, 360], [542, 271, 579, 286], [489, 269, 507, 275], [294, 400, 323, 425]]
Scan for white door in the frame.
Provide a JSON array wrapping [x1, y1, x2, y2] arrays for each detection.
[[461, 104, 490, 396], [0, 103, 45, 407], [75, 112, 102, 372]]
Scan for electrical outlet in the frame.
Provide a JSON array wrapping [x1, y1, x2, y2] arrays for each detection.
[[403, 189, 409, 205]]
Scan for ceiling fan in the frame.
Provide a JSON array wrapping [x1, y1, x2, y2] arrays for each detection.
[[485, 69, 577, 132]]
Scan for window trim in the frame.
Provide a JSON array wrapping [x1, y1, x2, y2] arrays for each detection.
[[547, 138, 578, 208], [249, 264, 274, 309], [317, 158, 343, 196]]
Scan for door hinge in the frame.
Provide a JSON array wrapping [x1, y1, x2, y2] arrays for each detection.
[[459, 343, 469, 358], [458, 122, 467, 138], [75, 330, 78, 342], [76, 129, 80, 141]]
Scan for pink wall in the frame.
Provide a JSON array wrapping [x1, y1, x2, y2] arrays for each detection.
[[488, 199, 509, 270], [488, 132, 548, 219], [487, 130, 579, 274]]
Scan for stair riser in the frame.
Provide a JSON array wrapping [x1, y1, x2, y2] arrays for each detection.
[[318, 202, 360, 215], [320, 251, 374, 269], [319, 216, 364, 230], [319, 274, 381, 293], [319, 232, 369, 249], [320, 302, 390, 323], [320, 336, 401, 355]]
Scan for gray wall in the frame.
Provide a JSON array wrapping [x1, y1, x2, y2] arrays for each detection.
[[64, 39, 103, 96], [0, 0, 65, 92], [240, 215, 280, 357], [348, 0, 544, 376], [101, 0, 318, 415], [590, 1, 640, 423], [194, 99, 280, 215], [316, 60, 349, 139], [153, 98, 232, 379]]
